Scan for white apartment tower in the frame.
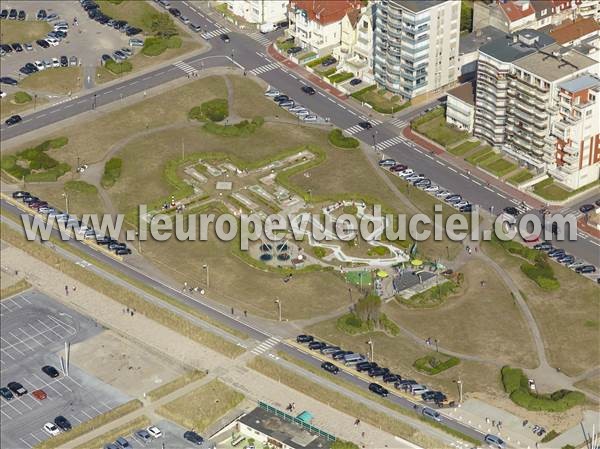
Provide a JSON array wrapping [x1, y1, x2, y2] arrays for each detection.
[[224, 0, 287, 25], [373, 0, 460, 100]]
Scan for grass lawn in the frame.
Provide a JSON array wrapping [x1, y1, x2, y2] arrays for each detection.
[[0, 20, 50, 42], [26, 181, 106, 216], [448, 140, 480, 156], [508, 169, 534, 186], [416, 115, 469, 148], [227, 75, 290, 119], [147, 370, 206, 401], [352, 86, 407, 114], [465, 146, 493, 164], [157, 379, 244, 432], [97, 0, 166, 33], [19, 67, 83, 95], [0, 278, 31, 300], [0, 92, 47, 119], [480, 156, 518, 177], [387, 259, 538, 368], [483, 239, 600, 376], [532, 178, 600, 201], [575, 375, 600, 396]]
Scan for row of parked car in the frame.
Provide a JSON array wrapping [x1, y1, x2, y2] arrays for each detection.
[[102, 426, 165, 449], [79, 0, 142, 36], [378, 158, 473, 213], [296, 335, 447, 417], [264, 86, 320, 122], [16, 55, 78, 77], [11, 191, 133, 256], [100, 47, 134, 65], [532, 241, 597, 275], [0, 19, 69, 57]]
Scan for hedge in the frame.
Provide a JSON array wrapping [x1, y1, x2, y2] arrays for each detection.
[[105, 59, 133, 75], [1, 137, 70, 182], [501, 366, 585, 412], [101, 157, 123, 188], [328, 72, 354, 84], [328, 128, 359, 149], [14, 91, 32, 104], [203, 117, 264, 137], [520, 255, 559, 291], [413, 355, 460, 375], [189, 98, 229, 122], [142, 36, 181, 56], [307, 54, 332, 68]]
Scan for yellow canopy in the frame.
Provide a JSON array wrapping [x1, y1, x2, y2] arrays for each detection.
[[376, 270, 389, 278], [411, 259, 423, 267]]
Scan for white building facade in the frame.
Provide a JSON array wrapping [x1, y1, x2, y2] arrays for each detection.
[[224, 0, 287, 25]]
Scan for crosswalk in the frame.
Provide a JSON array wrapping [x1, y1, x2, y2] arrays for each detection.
[[251, 336, 280, 355], [343, 124, 367, 135], [173, 61, 197, 75], [249, 62, 279, 76], [509, 198, 531, 213], [359, 116, 382, 126], [248, 32, 272, 46], [391, 118, 408, 128], [375, 135, 406, 150], [201, 27, 230, 40]]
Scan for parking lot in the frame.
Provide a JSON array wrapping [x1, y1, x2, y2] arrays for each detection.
[[0, 0, 130, 91], [103, 419, 209, 449], [1, 290, 130, 449]]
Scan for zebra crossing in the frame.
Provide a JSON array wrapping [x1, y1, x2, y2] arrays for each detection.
[[249, 62, 279, 76], [173, 61, 197, 75], [344, 124, 368, 135], [375, 135, 406, 150], [391, 118, 408, 128], [509, 198, 531, 213], [251, 336, 280, 355], [248, 32, 272, 46], [201, 27, 230, 40]]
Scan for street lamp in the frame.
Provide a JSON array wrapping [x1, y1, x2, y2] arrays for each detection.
[[434, 338, 439, 352], [33, 94, 38, 111], [453, 379, 463, 403], [372, 130, 378, 152], [92, 93, 97, 110], [62, 192, 69, 214], [203, 264, 209, 289], [366, 339, 374, 362], [274, 298, 282, 321]]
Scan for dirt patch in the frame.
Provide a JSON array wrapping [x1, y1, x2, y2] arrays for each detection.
[[67, 330, 184, 397]]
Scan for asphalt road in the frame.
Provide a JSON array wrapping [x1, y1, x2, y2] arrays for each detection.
[[2, 0, 598, 267], [0, 199, 489, 447]]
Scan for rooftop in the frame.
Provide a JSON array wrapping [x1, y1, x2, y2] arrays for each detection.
[[460, 25, 506, 54], [548, 17, 600, 44], [238, 407, 333, 449], [290, 0, 361, 26], [447, 81, 476, 106], [514, 43, 598, 81], [499, 0, 536, 23], [479, 29, 555, 62], [558, 74, 600, 93], [390, 0, 449, 13]]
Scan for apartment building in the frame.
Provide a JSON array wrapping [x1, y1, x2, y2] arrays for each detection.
[[505, 44, 599, 182], [223, 0, 288, 25], [548, 16, 600, 61], [333, 4, 375, 82], [446, 81, 476, 132], [548, 74, 600, 188], [373, 0, 460, 100], [578, 0, 600, 21], [474, 29, 555, 148], [288, 0, 361, 56]]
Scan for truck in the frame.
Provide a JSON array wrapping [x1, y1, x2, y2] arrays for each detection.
[[259, 22, 276, 34]]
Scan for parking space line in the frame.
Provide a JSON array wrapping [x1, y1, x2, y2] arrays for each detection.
[[70, 415, 81, 424], [49, 315, 77, 335], [20, 295, 31, 304], [29, 433, 41, 442], [81, 410, 93, 419], [32, 373, 63, 397], [19, 438, 32, 449], [18, 326, 46, 348], [90, 405, 103, 414], [36, 318, 67, 340], [9, 331, 35, 351], [1, 408, 12, 419], [27, 323, 54, 345], [2, 397, 24, 415]]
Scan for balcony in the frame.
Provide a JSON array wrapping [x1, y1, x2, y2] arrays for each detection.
[[562, 143, 579, 155], [563, 153, 579, 165]]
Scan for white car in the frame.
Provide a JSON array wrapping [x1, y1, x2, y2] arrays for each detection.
[[52, 57, 60, 67], [436, 190, 452, 198], [46, 37, 60, 46], [0, 91, 6, 98], [398, 169, 414, 178], [455, 200, 470, 208], [34, 60, 45, 71], [147, 426, 162, 439], [302, 114, 318, 122], [264, 89, 280, 97], [423, 185, 439, 193], [43, 422, 60, 436]]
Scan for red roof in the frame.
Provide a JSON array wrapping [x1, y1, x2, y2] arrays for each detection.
[[290, 0, 361, 26], [549, 17, 600, 44], [499, 0, 536, 23]]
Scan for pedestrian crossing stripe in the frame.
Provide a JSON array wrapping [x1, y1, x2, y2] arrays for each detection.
[[344, 125, 365, 135], [201, 28, 229, 39], [249, 32, 271, 46], [249, 63, 279, 75], [376, 135, 405, 149], [359, 116, 382, 126], [250, 337, 280, 355], [173, 61, 197, 75], [391, 119, 408, 128]]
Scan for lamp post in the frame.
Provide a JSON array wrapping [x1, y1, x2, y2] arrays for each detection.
[[366, 339, 374, 362], [372, 130, 378, 152], [456, 379, 463, 403], [92, 93, 97, 110], [33, 93, 37, 111], [203, 264, 209, 289], [434, 338, 439, 353], [62, 192, 69, 214], [275, 298, 282, 321]]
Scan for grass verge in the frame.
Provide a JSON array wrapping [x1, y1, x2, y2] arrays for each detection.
[[508, 169, 534, 186], [1, 223, 245, 358], [19, 67, 83, 95], [351, 85, 407, 114], [532, 178, 600, 201], [250, 356, 478, 448], [0, 279, 31, 299], [156, 379, 244, 432], [73, 415, 151, 449], [328, 129, 359, 149], [146, 369, 206, 401], [0, 20, 50, 42], [448, 140, 480, 156], [34, 400, 143, 449]]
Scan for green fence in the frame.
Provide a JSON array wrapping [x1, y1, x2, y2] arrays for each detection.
[[258, 401, 337, 442]]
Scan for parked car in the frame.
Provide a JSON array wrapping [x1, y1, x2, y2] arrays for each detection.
[[129, 38, 144, 47], [114, 436, 131, 448], [54, 416, 72, 431], [308, 341, 326, 350], [422, 407, 442, 422], [301, 85, 316, 95], [576, 265, 597, 274], [321, 57, 337, 67], [356, 361, 377, 372], [32, 389, 48, 400], [37, 9, 47, 20], [320, 345, 341, 355], [331, 350, 352, 360], [503, 206, 519, 217], [219, 33, 230, 43], [5, 115, 22, 126], [382, 373, 401, 383], [43, 422, 60, 436], [0, 387, 14, 400], [368, 383, 389, 397], [287, 46, 302, 55], [484, 434, 506, 449], [296, 334, 313, 343], [69, 56, 78, 66], [183, 431, 203, 445], [135, 429, 152, 443], [147, 426, 162, 438], [579, 204, 595, 213], [378, 159, 396, 166], [321, 361, 339, 374], [0, 76, 18, 85], [0, 9, 8, 19], [8, 382, 27, 396], [349, 78, 362, 86], [36, 39, 50, 48], [368, 367, 390, 377], [18, 10, 26, 20]]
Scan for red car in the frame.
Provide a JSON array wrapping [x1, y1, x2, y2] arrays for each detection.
[[32, 389, 47, 400]]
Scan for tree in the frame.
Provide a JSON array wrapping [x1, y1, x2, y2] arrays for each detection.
[[355, 293, 381, 323], [150, 12, 178, 38], [460, 1, 473, 33], [331, 440, 360, 449]]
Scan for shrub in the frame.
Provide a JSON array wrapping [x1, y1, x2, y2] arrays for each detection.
[[203, 117, 264, 137], [1, 138, 71, 182], [166, 35, 182, 48], [313, 247, 327, 258], [142, 37, 168, 56], [331, 441, 360, 449], [541, 430, 560, 443], [328, 129, 359, 149], [413, 355, 460, 375], [336, 313, 369, 335], [14, 91, 32, 104], [48, 136, 69, 148], [189, 98, 229, 122], [307, 54, 332, 68], [101, 157, 123, 188], [328, 72, 354, 84], [520, 255, 559, 291], [105, 60, 133, 75]]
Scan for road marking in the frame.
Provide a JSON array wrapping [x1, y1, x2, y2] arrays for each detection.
[[497, 193, 507, 199], [201, 27, 230, 40], [447, 167, 458, 173], [484, 186, 495, 192], [343, 124, 365, 135], [460, 173, 469, 179], [435, 160, 445, 166], [318, 92, 326, 97], [37, 113, 46, 118], [472, 180, 481, 186], [248, 63, 279, 76], [289, 74, 297, 79], [424, 154, 433, 160], [173, 60, 198, 75], [104, 90, 112, 94]]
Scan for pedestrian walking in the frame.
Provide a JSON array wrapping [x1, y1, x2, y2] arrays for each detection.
[[231, 307, 234, 315], [492, 419, 495, 427], [244, 310, 247, 317], [354, 418, 360, 427], [361, 432, 365, 438], [65, 285, 69, 296], [485, 417, 490, 424], [72, 285, 77, 292], [130, 310, 134, 317]]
